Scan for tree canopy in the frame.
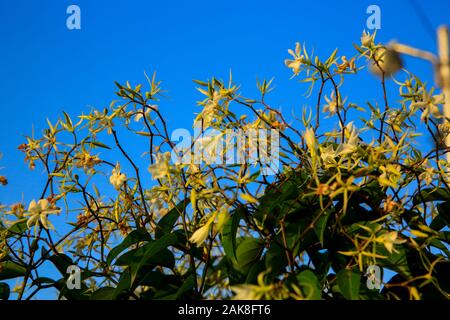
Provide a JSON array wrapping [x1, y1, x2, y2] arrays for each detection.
[[0, 31, 449, 300]]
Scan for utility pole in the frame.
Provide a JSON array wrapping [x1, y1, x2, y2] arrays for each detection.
[[378, 25, 450, 169], [437, 26, 450, 165]]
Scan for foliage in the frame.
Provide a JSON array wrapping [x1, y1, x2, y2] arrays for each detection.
[[0, 32, 449, 300]]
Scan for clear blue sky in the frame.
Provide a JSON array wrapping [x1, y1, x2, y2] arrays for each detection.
[[0, 0, 449, 299], [0, 0, 449, 203]]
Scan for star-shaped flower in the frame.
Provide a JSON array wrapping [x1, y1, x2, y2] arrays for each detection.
[[24, 199, 60, 231]]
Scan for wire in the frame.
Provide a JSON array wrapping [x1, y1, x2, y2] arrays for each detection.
[[408, 0, 436, 41]]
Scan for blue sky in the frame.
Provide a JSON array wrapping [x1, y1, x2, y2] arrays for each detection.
[[0, 0, 449, 203], [0, 0, 449, 299]]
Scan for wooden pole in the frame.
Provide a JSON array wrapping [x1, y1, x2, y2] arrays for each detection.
[[437, 26, 450, 167]]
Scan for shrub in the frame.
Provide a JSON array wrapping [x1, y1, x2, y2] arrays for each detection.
[[0, 32, 449, 300]]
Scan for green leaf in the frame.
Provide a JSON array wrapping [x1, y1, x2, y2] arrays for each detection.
[[47, 253, 73, 276], [115, 247, 175, 269], [150, 274, 196, 300], [62, 111, 74, 132], [439, 231, 450, 244], [136, 131, 153, 137], [6, 219, 28, 237], [0, 283, 10, 300], [430, 202, 450, 231], [306, 249, 330, 281], [90, 141, 112, 149], [376, 244, 412, 279], [296, 270, 322, 300], [175, 274, 196, 299], [233, 237, 264, 273], [140, 270, 166, 287], [32, 277, 56, 287], [337, 269, 361, 300], [192, 79, 209, 86], [155, 199, 190, 239], [221, 208, 242, 263], [254, 172, 309, 228], [90, 287, 115, 300], [314, 209, 331, 246], [245, 261, 266, 284], [106, 229, 152, 265], [112, 268, 132, 299], [45, 254, 92, 300], [0, 261, 27, 280], [413, 187, 450, 206], [54, 278, 89, 300], [265, 243, 288, 276], [325, 48, 338, 66], [128, 233, 180, 284]]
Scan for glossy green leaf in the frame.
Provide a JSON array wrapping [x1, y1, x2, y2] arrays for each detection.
[[47, 253, 73, 276], [0, 261, 27, 280], [106, 229, 152, 265], [127, 232, 180, 284], [296, 270, 322, 300], [430, 202, 450, 231], [221, 208, 242, 263], [265, 243, 288, 276], [233, 237, 264, 273], [90, 287, 115, 300], [0, 283, 10, 300], [337, 269, 361, 300], [314, 209, 332, 246], [115, 247, 175, 269], [155, 199, 189, 239], [6, 219, 28, 237], [413, 188, 450, 206]]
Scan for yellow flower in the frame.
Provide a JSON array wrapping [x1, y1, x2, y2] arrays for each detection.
[[231, 285, 258, 300], [196, 132, 224, 164], [383, 196, 399, 213], [377, 231, 406, 254], [196, 91, 223, 127], [361, 30, 374, 47], [419, 166, 434, 186], [315, 183, 331, 196], [285, 42, 305, 76], [304, 127, 316, 151], [240, 193, 258, 204], [75, 151, 101, 169], [320, 144, 337, 168], [323, 92, 338, 116], [285, 59, 302, 75], [189, 210, 226, 246], [148, 152, 172, 180], [189, 222, 212, 246], [215, 209, 230, 233], [378, 164, 402, 188], [24, 199, 60, 231], [337, 122, 359, 155], [231, 271, 273, 300], [134, 105, 157, 122], [336, 56, 356, 73], [110, 164, 127, 190], [410, 92, 444, 122], [329, 176, 359, 213]]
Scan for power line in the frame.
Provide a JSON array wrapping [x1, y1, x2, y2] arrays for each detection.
[[408, 0, 436, 41]]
